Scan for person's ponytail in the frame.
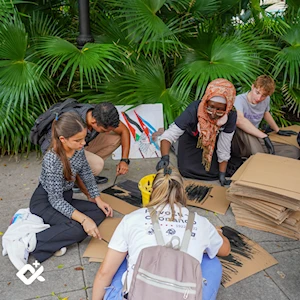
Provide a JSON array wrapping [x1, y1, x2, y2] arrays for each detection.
[[148, 167, 187, 221], [49, 112, 86, 181], [51, 119, 73, 181]]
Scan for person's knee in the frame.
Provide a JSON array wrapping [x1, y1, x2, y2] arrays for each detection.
[[69, 221, 88, 242], [90, 156, 104, 176]]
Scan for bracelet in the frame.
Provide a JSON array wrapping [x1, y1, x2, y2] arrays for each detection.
[[81, 218, 87, 225]]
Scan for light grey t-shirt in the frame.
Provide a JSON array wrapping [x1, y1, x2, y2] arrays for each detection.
[[234, 92, 270, 128]]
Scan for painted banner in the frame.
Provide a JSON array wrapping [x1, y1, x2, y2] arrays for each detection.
[[112, 104, 164, 159]]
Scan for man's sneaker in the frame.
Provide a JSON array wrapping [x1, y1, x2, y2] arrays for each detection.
[[72, 183, 81, 193], [54, 247, 67, 257], [94, 176, 108, 184]]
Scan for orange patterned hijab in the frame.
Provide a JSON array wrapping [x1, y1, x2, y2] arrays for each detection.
[[196, 78, 236, 171]]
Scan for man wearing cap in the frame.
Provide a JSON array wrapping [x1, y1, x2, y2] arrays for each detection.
[[232, 75, 299, 159]]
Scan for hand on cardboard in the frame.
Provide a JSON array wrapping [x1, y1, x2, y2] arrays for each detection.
[[219, 172, 231, 187], [156, 155, 170, 171], [263, 136, 275, 154], [97, 200, 113, 217], [277, 130, 298, 136], [82, 217, 102, 239]]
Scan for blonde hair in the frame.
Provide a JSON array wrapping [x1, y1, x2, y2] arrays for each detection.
[[253, 75, 275, 96], [147, 167, 187, 221]]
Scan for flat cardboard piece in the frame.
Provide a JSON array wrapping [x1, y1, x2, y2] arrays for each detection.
[[269, 125, 300, 149], [98, 217, 122, 243], [89, 257, 104, 263], [231, 153, 300, 201], [102, 181, 229, 215], [83, 218, 121, 260], [101, 193, 139, 215], [83, 239, 108, 260], [220, 226, 278, 287], [184, 180, 230, 215]]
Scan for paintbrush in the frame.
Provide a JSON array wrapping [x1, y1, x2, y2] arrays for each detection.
[[113, 174, 118, 186]]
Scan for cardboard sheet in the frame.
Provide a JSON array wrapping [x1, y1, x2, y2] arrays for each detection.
[[184, 180, 230, 215], [269, 125, 300, 149], [220, 226, 278, 287], [101, 193, 139, 215], [102, 180, 229, 215], [98, 217, 122, 243], [83, 239, 108, 260], [83, 224, 278, 289], [83, 218, 122, 261], [231, 153, 300, 201]]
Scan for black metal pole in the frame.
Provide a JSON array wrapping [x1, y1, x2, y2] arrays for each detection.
[[77, 0, 94, 48]]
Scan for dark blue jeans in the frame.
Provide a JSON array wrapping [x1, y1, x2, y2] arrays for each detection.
[[30, 184, 106, 262], [104, 254, 223, 300]]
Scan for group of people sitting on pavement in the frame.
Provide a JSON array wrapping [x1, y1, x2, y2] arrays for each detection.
[[25, 75, 299, 299]]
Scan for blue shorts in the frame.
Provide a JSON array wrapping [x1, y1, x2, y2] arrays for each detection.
[[104, 254, 223, 300]]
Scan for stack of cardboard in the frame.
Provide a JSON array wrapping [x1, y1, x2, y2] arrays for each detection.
[[227, 153, 300, 240]]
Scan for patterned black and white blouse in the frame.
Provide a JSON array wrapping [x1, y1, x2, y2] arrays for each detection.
[[39, 148, 100, 218]]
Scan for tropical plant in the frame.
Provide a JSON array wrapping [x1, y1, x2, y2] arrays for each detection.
[[1, 0, 300, 155], [0, 5, 56, 155]]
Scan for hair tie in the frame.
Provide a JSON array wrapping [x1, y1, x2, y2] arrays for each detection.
[[164, 167, 172, 176], [55, 112, 59, 121]]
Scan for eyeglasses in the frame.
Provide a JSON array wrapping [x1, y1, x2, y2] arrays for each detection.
[[206, 106, 226, 117]]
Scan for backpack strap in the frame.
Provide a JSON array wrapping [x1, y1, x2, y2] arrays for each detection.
[[180, 212, 195, 252], [148, 207, 165, 246]]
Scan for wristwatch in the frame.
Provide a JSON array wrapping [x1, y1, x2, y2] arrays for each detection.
[[120, 158, 130, 165]]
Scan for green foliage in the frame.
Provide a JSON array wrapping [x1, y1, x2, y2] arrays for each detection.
[[36, 37, 124, 91], [1, 0, 300, 155], [0, 8, 55, 155]]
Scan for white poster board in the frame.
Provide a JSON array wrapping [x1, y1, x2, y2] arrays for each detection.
[[112, 104, 164, 159]]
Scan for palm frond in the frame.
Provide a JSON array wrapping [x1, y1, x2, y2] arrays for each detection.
[[0, 11, 27, 61], [104, 0, 193, 56], [92, 57, 190, 125], [174, 36, 262, 100], [273, 24, 300, 88], [282, 84, 300, 117], [190, 0, 220, 17], [27, 10, 66, 39], [0, 10, 55, 117], [0, 100, 43, 156], [36, 37, 125, 91]]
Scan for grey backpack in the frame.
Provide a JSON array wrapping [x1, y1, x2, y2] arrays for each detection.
[[126, 208, 202, 300]]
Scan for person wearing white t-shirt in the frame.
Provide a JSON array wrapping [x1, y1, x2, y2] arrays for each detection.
[[232, 75, 299, 159], [92, 167, 231, 300]]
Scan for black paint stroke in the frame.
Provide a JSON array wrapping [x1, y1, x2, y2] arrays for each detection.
[[185, 184, 211, 203], [102, 180, 142, 207], [219, 226, 256, 286], [123, 112, 143, 132]]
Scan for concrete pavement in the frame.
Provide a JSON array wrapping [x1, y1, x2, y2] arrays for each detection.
[[0, 152, 299, 300]]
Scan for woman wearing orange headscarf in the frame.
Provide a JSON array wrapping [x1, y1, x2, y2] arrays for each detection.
[[157, 78, 237, 185]]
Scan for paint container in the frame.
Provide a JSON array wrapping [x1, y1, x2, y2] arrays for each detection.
[[138, 174, 156, 206]]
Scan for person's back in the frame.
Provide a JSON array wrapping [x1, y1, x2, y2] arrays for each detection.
[[92, 167, 231, 300], [109, 204, 222, 290]]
